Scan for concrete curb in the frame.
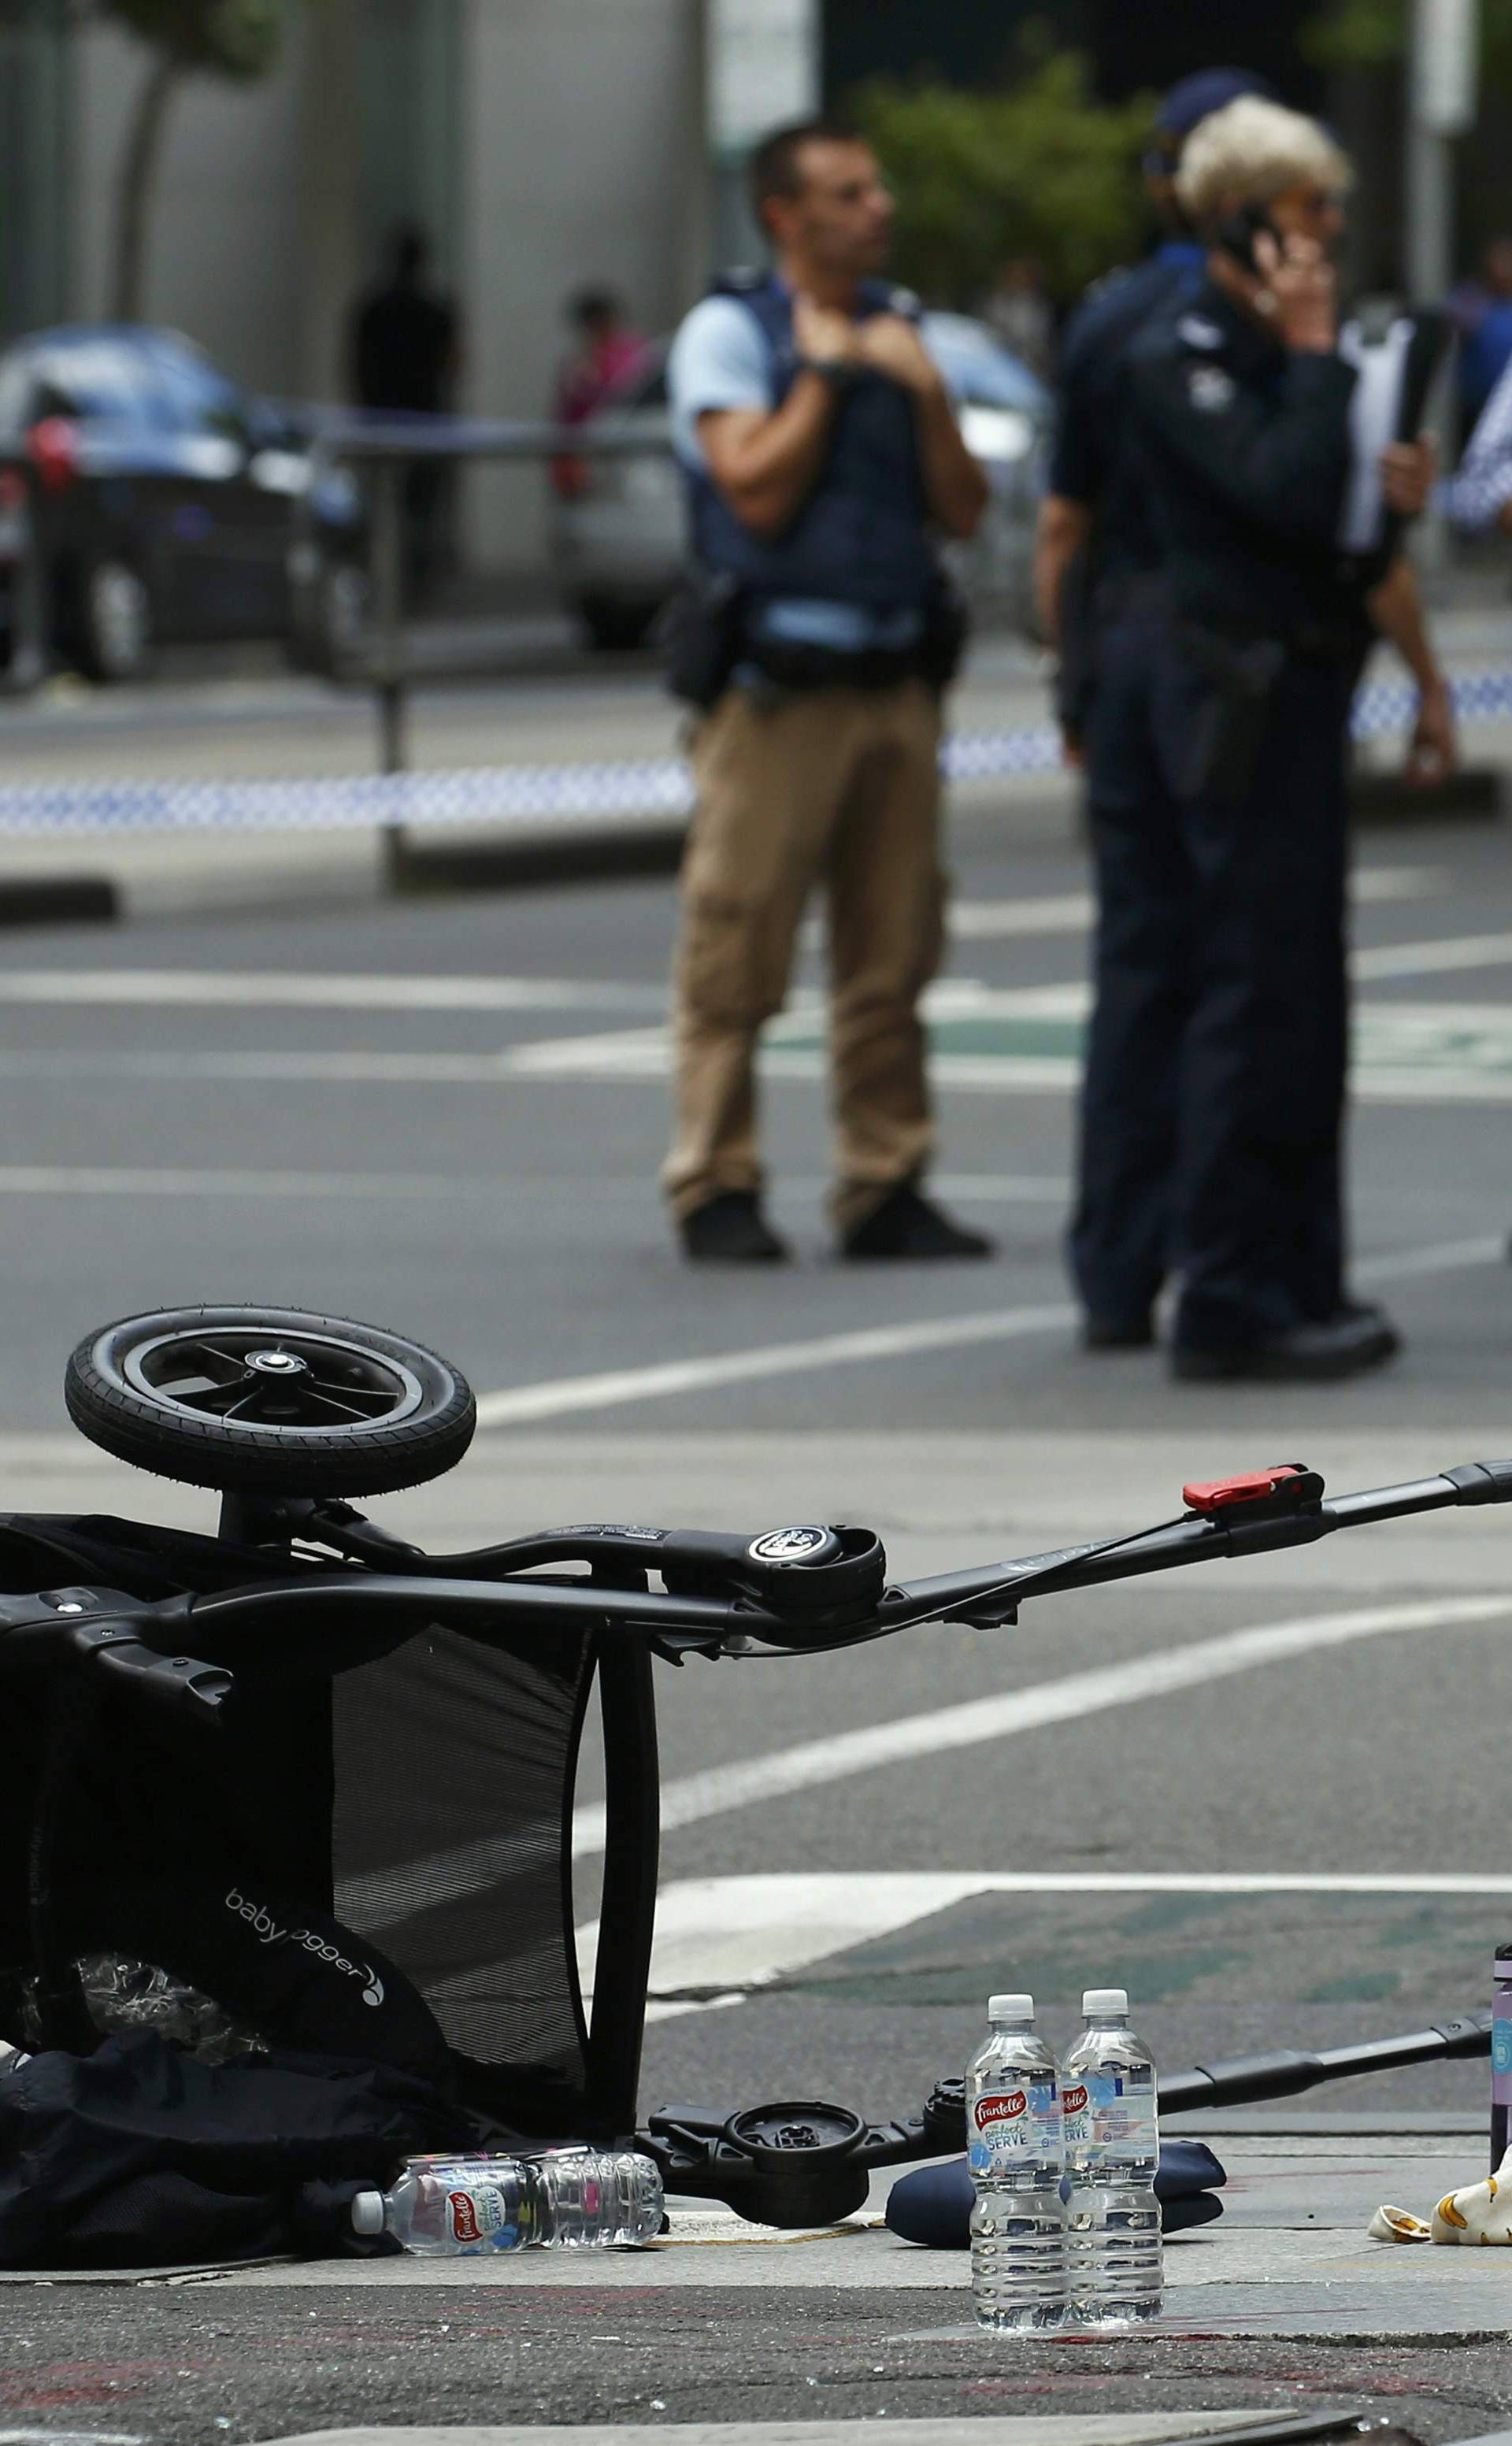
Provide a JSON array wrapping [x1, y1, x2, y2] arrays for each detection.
[[0, 873, 118, 929]]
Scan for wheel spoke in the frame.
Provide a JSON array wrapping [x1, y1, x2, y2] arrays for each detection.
[[195, 1342, 254, 1373], [164, 1376, 250, 1413], [292, 1387, 375, 1424], [308, 1378, 395, 1411]]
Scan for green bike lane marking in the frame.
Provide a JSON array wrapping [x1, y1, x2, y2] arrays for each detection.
[[503, 987, 1512, 1100]]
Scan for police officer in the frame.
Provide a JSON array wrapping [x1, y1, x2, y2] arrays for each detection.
[[1110, 98, 1429, 1379], [1036, 65, 1274, 739], [1043, 83, 1451, 1366], [660, 119, 992, 1264]]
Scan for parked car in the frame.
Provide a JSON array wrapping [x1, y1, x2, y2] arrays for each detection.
[[550, 310, 1051, 652], [0, 324, 367, 681]]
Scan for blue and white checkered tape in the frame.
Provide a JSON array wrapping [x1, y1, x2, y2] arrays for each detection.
[[0, 669, 1500, 835]]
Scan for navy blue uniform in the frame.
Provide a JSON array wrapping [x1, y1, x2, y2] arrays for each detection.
[[1051, 241, 1207, 586], [1070, 282, 1366, 1353]]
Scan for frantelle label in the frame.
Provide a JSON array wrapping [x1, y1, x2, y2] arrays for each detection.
[[447, 2185, 511, 2244], [973, 2088, 1028, 2133], [969, 2078, 1060, 2170]]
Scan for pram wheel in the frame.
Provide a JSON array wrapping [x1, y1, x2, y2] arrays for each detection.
[[65, 1305, 476, 1496]]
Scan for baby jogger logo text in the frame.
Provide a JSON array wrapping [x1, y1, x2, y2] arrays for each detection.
[[224, 1886, 386, 2005]]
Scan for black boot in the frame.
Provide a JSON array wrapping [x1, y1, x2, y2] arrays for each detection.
[[1172, 1303, 1400, 1383], [680, 1191, 790, 1264], [839, 1183, 995, 1262]]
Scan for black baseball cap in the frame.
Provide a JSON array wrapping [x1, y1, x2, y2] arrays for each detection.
[[1156, 68, 1278, 143]]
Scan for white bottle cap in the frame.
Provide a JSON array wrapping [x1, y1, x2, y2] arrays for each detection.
[[350, 2189, 387, 2237], [988, 1992, 1033, 2021], [1082, 1988, 1128, 2015]]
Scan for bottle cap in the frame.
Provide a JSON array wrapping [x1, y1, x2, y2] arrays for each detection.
[[350, 2189, 387, 2237], [988, 1992, 1033, 2021], [1082, 1987, 1128, 2016]]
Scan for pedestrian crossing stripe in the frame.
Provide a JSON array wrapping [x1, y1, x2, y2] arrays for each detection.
[[502, 990, 1512, 1102]]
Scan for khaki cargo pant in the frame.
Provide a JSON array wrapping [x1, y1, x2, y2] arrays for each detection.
[[662, 678, 945, 1235]]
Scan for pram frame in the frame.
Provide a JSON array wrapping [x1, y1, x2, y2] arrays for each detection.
[[5, 1447, 1510, 2225]]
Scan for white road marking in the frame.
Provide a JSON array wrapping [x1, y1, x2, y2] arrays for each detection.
[[357, 1584, 1512, 1947], [950, 867, 1447, 939], [0, 1166, 1071, 1205], [344, 1592, 1512, 1937], [1354, 932, 1512, 980], [0, 1166, 483, 1199], [0, 969, 668, 1013], [581, 1868, 1512, 2024], [1355, 1232, 1507, 1281], [570, 1594, 1512, 1862], [472, 1232, 1501, 1431], [873, 866, 1446, 946], [472, 1299, 1079, 1429], [0, 2435, 147, 2445]]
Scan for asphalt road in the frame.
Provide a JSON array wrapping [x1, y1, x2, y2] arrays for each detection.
[[2, 777, 1512, 2437]]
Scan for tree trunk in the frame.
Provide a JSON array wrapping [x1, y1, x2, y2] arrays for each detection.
[[112, 50, 182, 323]]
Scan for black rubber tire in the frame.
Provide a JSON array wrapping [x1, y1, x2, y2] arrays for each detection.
[[65, 1304, 476, 1497], [70, 556, 153, 684]]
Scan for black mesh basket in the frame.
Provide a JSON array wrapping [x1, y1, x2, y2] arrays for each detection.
[[0, 1510, 656, 2141]]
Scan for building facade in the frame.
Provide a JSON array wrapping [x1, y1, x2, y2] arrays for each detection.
[[1, 0, 706, 568]]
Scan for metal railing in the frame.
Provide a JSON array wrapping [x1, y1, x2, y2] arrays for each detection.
[[306, 415, 672, 882], [0, 451, 48, 697]]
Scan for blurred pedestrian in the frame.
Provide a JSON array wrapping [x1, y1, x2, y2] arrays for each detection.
[[1451, 238, 1512, 430], [1089, 98, 1440, 1380], [660, 118, 991, 1263], [980, 256, 1054, 379], [556, 287, 649, 424], [551, 287, 650, 499], [349, 225, 461, 593], [352, 225, 461, 417]]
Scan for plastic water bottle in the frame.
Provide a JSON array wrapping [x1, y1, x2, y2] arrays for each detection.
[[351, 2149, 664, 2254], [1491, 1940, 1512, 2172], [1062, 1987, 1162, 2325], [966, 1992, 1066, 2330]]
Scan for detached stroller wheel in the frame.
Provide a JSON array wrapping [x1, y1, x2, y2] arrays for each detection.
[[721, 2101, 871, 2226], [65, 1306, 476, 1496]]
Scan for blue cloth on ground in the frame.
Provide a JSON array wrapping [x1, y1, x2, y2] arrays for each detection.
[[885, 2137, 1226, 2248]]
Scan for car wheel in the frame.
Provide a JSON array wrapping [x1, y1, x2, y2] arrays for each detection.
[[65, 1305, 476, 1497], [576, 595, 659, 652], [74, 558, 152, 684], [287, 558, 369, 674]]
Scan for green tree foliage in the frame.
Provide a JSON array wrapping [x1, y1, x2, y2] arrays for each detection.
[[102, 0, 284, 77], [1304, 0, 1512, 80], [91, 0, 295, 317], [850, 50, 1157, 307]]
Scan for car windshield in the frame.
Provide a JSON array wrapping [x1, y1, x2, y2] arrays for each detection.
[[13, 332, 249, 437], [24, 339, 177, 428]]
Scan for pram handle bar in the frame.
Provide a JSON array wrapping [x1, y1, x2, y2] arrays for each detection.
[[158, 1455, 1512, 1659], [880, 1458, 1512, 1629]]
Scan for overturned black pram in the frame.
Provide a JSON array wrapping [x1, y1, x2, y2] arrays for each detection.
[[0, 1305, 1499, 2239]]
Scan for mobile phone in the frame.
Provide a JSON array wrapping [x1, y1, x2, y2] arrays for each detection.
[[1216, 202, 1280, 276]]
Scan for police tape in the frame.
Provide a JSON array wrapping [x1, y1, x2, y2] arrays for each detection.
[[0, 667, 1502, 836]]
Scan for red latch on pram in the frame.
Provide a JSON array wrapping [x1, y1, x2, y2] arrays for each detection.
[[1181, 1463, 1311, 1514]]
